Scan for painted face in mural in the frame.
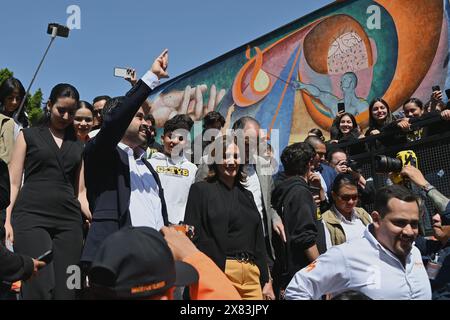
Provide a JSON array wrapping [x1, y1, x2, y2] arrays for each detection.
[[372, 101, 388, 123], [339, 115, 353, 134], [340, 73, 357, 93], [403, 102, 423, 119]]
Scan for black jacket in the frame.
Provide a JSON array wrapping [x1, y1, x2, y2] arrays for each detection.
[[81, 80, 168, 263], [271, 176, 326, 288], [0, 244, 33, 282]]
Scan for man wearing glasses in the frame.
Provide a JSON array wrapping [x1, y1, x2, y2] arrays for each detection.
[[285, 185, 432, 300], [322, 173, 372, 248]]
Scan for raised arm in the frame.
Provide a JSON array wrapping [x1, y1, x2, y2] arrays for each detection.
[[86, 50, 169, 156]]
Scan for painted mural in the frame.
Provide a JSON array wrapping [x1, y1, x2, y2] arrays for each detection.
[[148, 0, 449, 152]]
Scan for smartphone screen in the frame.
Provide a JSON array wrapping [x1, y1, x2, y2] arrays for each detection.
[[432, 85, 441, 92], [114, 67, 129, 78], [338, 103, 345, 113]]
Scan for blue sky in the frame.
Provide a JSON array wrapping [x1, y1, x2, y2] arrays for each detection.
[[1, 0, 331, 103]]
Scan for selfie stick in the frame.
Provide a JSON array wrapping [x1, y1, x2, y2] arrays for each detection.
[[15, 25, 62, 122]]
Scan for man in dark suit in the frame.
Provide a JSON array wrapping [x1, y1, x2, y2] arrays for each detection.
[[82, 50, 170, 264]]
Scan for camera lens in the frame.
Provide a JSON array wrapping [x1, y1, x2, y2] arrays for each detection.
[[375, 155, 403, 173]]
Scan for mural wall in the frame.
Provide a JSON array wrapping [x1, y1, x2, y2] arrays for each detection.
[[149, 0, 449, 152]]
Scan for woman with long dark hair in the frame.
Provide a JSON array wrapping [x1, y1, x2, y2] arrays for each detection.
[[365, 98, 393, 136], [184, 134, 269, 300], [4, 83, 91, 300], [329, 112, 366, 155], [0, 77, 29, 133]]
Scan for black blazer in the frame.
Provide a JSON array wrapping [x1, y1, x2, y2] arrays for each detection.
[[81, 80, 168, 263]]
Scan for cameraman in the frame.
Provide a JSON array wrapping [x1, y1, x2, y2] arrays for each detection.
[[328, 149, 375, 208]]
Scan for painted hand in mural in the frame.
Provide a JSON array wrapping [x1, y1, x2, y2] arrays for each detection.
[[150, 84, 227, 127], [291, 72, 369, 118]]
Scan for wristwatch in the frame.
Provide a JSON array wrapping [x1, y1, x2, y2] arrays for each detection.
[[421, 183, 435, 194]]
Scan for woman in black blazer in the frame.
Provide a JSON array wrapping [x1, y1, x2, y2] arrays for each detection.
[[184, 134, 269, 300]]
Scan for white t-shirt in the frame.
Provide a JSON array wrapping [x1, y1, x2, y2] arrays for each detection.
[[285, 226, 432, 300], [336, 207, 371, 243], [149, 152, 197, 224]]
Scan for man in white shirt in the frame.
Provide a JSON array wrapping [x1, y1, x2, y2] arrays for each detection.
[[82, 50, 170, 264], [285, 184, 432, 300]]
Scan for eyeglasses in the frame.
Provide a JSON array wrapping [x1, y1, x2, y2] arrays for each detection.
[[337, 194, 358, 201], [56, 107, 76, 117], [74, 116, 93, 123]]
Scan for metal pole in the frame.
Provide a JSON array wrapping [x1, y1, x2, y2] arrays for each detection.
[[14, 28, 57, 122]]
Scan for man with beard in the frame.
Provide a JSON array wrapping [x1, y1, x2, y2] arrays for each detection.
[[285, 185, 432, 300], [82, 50, 170, 264]]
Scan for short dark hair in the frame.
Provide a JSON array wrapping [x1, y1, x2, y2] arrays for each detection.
[[331, 173, 358, 194], [374, 185, 419, 218], [93, 95, 111, 105], [327, 148, 347, 163], [281, 142, 315, 176], [203, 111, 225, 129], [232, 116, 260, 130], [308, 128, 325, 141], [163, 115, 193, 135], [304, 136, 325, 149]]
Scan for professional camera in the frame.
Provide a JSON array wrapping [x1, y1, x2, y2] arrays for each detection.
[[375, 150, 418, 184], [346, 158, 361, 171]]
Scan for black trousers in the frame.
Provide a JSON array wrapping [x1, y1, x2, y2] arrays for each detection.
[[13, 218, 83, 300]]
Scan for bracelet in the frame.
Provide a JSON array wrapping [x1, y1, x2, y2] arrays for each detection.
[[422, 183, 436, 194]]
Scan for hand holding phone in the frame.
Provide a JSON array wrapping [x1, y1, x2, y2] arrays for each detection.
[[114, 67, 133, 78], [36, 250, 53, 264], [337, 102, 345, 114]]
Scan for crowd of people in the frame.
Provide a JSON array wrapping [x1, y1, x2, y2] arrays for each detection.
[[1, 50, 450, 300]]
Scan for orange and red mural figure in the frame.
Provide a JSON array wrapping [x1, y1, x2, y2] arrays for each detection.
[[149, 0, 449, 152]]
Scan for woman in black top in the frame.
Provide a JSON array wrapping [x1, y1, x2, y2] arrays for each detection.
[[365, 98, 393, 137], [329, 112, 366, 155], [184, 134, 269, 300], [4, 83, 91, 300]]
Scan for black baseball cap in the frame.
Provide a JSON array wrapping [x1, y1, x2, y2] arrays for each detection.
[[88, 226, 199, 299]]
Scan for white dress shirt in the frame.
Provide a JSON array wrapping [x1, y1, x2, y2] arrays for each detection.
[[244, 164, 266, 235], [118, 143, 164, 230], [285, 226, 432, 300]]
